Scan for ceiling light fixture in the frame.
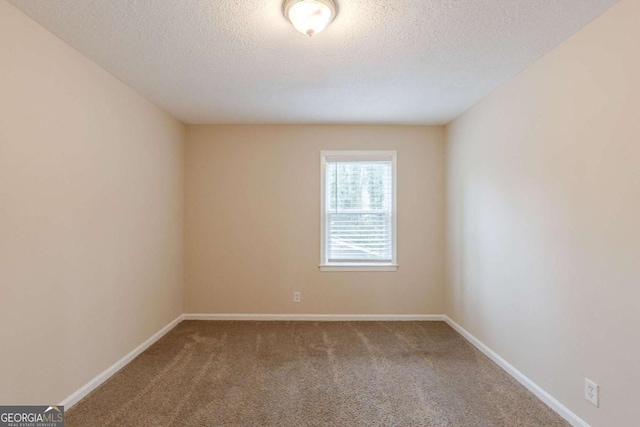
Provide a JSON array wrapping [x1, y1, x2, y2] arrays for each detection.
[[284, 0, 338, 36]]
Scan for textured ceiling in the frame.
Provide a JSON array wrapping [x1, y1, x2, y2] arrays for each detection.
[[8, 0, 619, 124]]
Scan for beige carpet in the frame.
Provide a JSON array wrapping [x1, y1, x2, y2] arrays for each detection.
[[66, 321, 569, 426]]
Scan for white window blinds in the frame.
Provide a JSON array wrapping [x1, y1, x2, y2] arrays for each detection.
[[322, 152, 396, 265]]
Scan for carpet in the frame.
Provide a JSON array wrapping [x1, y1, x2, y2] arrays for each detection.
[[66, 321, 569, 426]]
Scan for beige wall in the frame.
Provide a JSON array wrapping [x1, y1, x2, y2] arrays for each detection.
[[185, 125, 445, 315], [0, 2, 184, 405], [446, 0, 640, 425]]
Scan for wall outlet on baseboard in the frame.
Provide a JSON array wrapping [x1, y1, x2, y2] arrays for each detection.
[[293, 292, 301, 303], [585, 378, 599, 407]]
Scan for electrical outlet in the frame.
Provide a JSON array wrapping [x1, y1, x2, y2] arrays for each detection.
[[585, 378, 599, 407], [293, 292, 301, 303]]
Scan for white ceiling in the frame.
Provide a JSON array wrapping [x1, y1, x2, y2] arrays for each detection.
[[8, 0, 618, 125]]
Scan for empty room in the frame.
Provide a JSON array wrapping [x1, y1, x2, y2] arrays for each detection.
[[1, 0, 638, 426]]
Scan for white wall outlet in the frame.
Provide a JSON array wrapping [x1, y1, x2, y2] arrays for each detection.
[[293, 292, 301, 303], [585, 378, 599, 407]]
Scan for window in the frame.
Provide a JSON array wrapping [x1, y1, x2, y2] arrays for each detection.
[[320, 151, 397, 272]]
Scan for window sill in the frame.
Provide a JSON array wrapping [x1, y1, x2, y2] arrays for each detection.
[[319, 264, 398, 272]]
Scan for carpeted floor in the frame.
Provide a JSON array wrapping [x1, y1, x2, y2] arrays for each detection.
[[66, 321, 569, 426]]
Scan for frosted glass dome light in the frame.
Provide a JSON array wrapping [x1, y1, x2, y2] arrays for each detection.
[[284, 0, 338, 36]]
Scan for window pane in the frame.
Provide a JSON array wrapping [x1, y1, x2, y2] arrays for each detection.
[[328, 212, 392, 261], [328, 161, 392, 212], [325, 159, 393, 263]]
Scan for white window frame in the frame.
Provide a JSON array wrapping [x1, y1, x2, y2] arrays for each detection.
[[320, 150, 398, 272]]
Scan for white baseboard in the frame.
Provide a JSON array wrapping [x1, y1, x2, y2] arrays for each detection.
[[183, 313, 445, 321], [444, 316, 589, 427], [59, 314, 184, 409]]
